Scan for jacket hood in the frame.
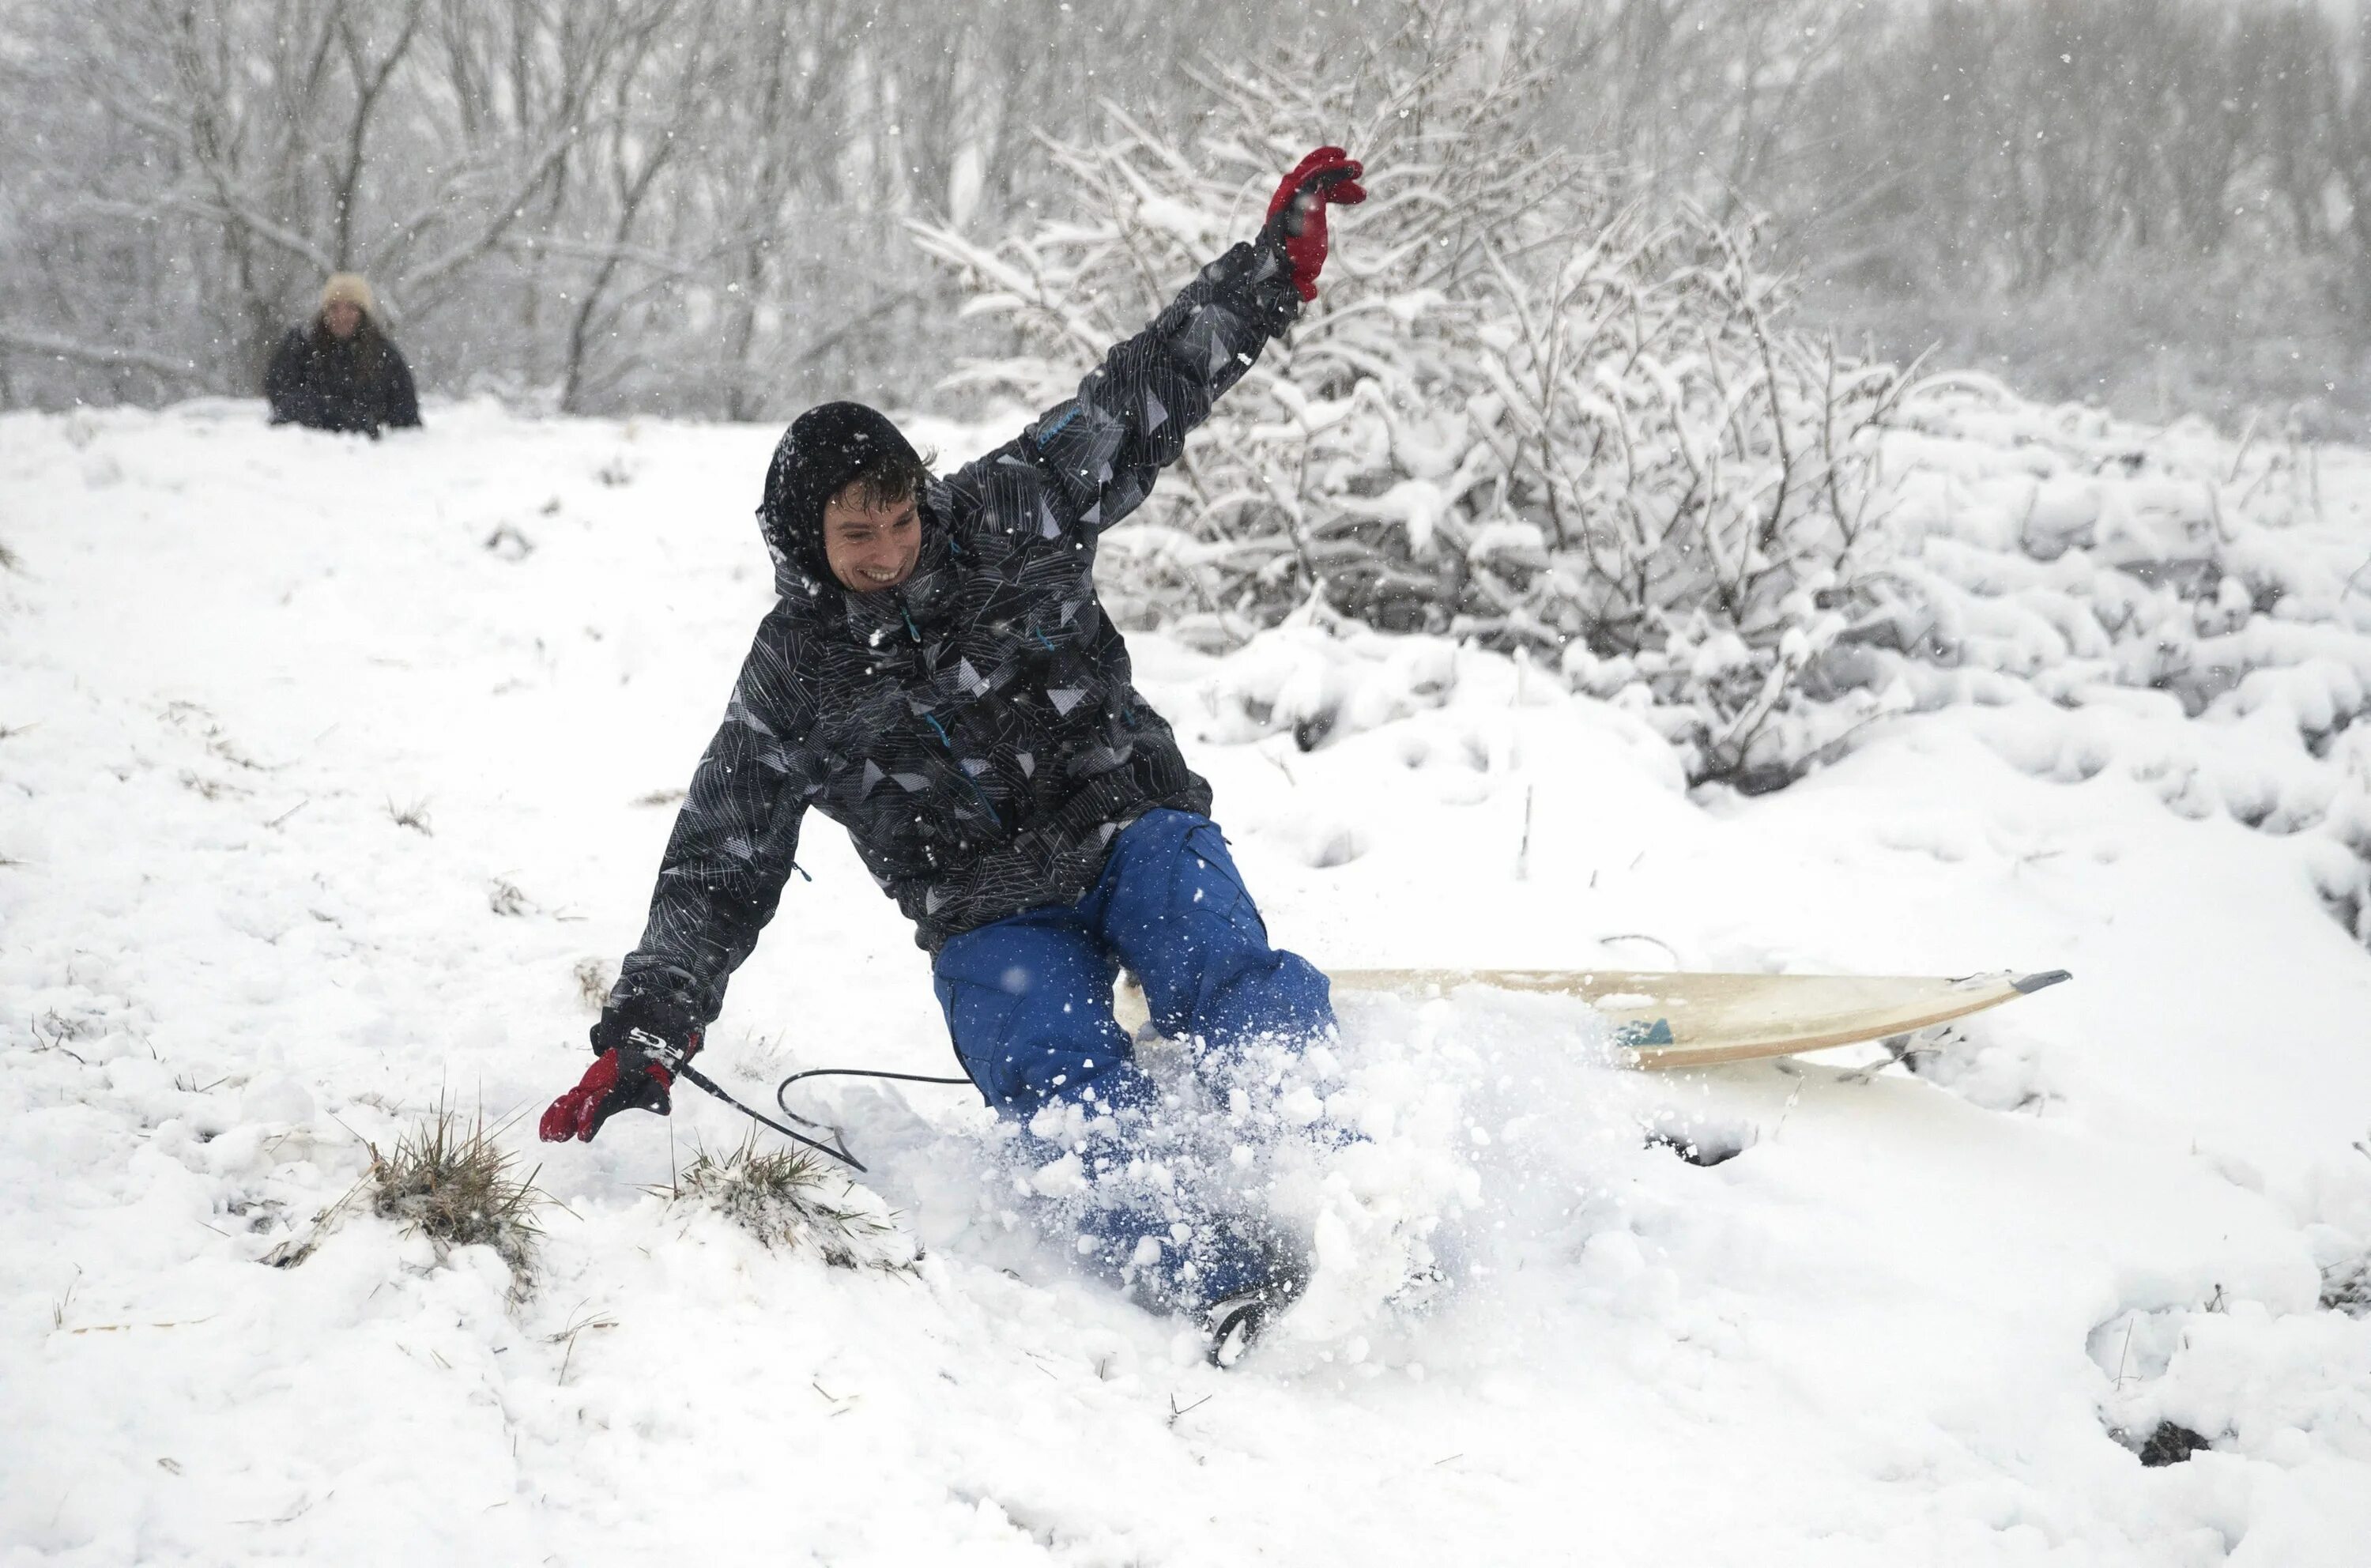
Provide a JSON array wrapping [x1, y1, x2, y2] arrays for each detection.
[[756, 401, 928, 592]]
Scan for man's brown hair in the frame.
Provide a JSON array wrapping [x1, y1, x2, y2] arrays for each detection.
[[828, 442, 937, 514]]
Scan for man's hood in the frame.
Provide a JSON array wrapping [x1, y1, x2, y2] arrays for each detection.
[[755, 401, 929, 594]]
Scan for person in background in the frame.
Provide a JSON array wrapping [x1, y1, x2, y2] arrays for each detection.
[[264, 273, 420, 437]]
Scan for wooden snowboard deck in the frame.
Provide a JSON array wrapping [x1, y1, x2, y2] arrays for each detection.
[[1113, 968, 2070, 1069]]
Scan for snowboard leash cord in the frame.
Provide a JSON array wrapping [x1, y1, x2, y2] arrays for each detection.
[[665, 1059, 865, 1169], [659, 1056, 972, 1174], [767, 1066, 974, 1174]]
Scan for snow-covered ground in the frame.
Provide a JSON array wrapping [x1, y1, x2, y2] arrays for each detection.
[[4, 395, 2369, 1565]]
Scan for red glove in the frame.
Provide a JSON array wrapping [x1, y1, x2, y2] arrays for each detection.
[[1261, 146, 1367, 302], [538, 1023, 700, 1143]]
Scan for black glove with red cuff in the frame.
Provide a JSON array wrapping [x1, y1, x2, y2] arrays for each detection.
[[539, 999, 703, 1144], [1259, 145, 1367, 302]]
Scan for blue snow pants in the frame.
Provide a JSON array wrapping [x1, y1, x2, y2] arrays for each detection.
[[932, 808, 1335, 1310]]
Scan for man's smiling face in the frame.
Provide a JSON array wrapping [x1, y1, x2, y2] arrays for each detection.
[[820, 486, 922, 594]]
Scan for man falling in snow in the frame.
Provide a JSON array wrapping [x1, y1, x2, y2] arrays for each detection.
[[541, 149, 1367, 1361]]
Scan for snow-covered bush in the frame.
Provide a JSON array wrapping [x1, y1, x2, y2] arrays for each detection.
[[914, 4, 1905, 790], [1835, 379, 2371, 943], [915, 0, 2371, 916]]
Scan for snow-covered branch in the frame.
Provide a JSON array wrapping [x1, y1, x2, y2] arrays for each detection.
[[0, 329, 207, 384], [916, 7, 1906, 789]]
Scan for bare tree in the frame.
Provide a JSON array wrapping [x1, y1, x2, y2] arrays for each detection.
[[2254, 2, 2340, 255], [3, 0, 2362, 418]]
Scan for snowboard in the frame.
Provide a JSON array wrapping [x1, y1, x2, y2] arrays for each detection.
[[1114, 968, 2070, 1069]]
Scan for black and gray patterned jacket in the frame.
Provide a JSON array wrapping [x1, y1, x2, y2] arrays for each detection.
[[610, 239, 1302, 1031]]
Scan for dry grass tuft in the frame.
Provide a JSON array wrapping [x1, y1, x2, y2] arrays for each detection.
[[385, 797, 433, 835], [370, 1102, 546, 1287], [2324, 1257, 2371, 1317], [668, 1136, 912, 1270], [573, 956, 613, 1011]]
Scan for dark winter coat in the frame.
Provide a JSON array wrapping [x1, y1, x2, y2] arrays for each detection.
[[611, 239, 1302, 1034], [264, 318, 420, 435]]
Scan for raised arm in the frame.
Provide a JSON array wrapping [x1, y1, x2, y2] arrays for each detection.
[[956, 147, 1366, 538], [542, 605, 819, 1142]]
